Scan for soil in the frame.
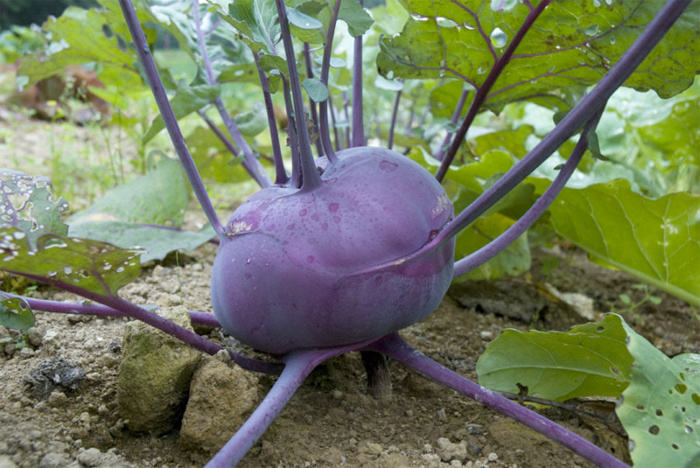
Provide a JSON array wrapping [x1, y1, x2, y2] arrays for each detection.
[[0, 113, 698, 468]]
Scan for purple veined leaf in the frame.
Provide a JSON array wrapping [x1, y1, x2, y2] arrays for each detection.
[[0, 169, 69, 248]]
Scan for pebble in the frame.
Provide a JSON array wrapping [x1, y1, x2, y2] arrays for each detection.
[[331, 389, 344, 400], [480, 331, 494, 340], [366, 442, 383, 454], [436, 437, 468, 463], [0, 456, 16, 468], [77, 447, 102, 467], [39, 452, 71, 468]]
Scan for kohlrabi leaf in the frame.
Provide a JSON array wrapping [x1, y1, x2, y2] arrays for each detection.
[[17, 6, 141, 87], [210, 0, 279, 53], [476, 314, 633, 401], [67, 158, 188, 228], [0, 170, 69, 247], [0, 229, 141, 296], [302, 78, 329, 102], [616, 323, 700, 467], [67, 222, 216, 263], [338, 0, 373, 37], [234, 102, 269, 136], [529, 178, 700, 307], [144, 84, 220, 142], [377, 0, 700, 112], [454, 212, 531, 281], [0, 294, 34, 332]]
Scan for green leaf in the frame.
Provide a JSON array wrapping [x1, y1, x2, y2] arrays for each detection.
[[144, 84, 220, 143], [17, 7, 141, 87], [616, 323, 700, 467], [338, 0, 373, 37], [477, 314, 633, 401], [0, 294, 34, 332], [67, 157, 188, 228], [529, 178, 700, 306], [302, 77, 329, 102], [211, 0, 279, 53], [377, 0, 700, 112], [233, 102, 269, 136], [287, 6, 323, 29], [67, 222, 216, 263], [0, 170, 69, 248], [0, 228, 141, 297], [454, 212, 531, 281]]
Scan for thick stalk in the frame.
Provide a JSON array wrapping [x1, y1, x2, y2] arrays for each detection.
[[205, 337, 380, 467], [118, 0, 223, 236], [342, 90, 352, 148], [253, 51, 288, 185], [435, 88, 470, 161], [387, 90, 402, 150], [192, 0, 271, 189], [328, 95, 341, 151], [318, 0, 342, 162], [435, 0, 552, 182], [351, 0, 365, 147], [452, 109, 603, 278], [367, 334, 629, 468], [282, 76, 302, 187], [303, 42, 324, 158], [274, 0, 323, 191]]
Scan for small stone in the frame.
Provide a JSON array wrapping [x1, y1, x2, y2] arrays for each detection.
[[480, 331, 493, 340], [27, 327, 43, 347], [77, 447, 102, 467], [19, 347, 34, 359], [405, 409, 414, 417], [437, 408, 447, 421], [331, 389, 344, 400], [0, 455, 16, 468], [48, 391, 69, 408], [436, 437, 468, 463], [39, 452, 71, 468], [488, 452, 498, 462], [366, 442, 383, 454]]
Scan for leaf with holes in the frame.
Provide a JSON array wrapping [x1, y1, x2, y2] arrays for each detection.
[[0, 293, 34, 332], [476, 314, 633, 401], [377, 0, 700, 112], [0, 170, 69, 248], [616, 323, 700, 467], [0, 228, 141, 297]]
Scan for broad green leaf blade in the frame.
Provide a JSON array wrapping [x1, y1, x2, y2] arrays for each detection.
[[0, 229, 141, 297], [144, 84, 220, 143], [287, 6, 323, 29], [302, 78, 329, 102], [0, 170, 68, 247], [338, 0, 373, 37], [67, 158, 188, 228], [68, 222, 216, 263], [476, 314, 633, 401], [616, 322, 700, 467], [529, 178, 700, 306], [210, 0, 280, 53], [378, 0, 700, 112], [17, 7, 140, 87], [0, 294, 34, 332], [234, 102, 269, 136]]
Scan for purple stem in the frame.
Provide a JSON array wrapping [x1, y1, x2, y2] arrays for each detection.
[[198, 109, 240, 157], [387, 90, 402, 150], [274, 0, 323, 191], [13, 294, 221, 328], [367, 333, 629, 468], [435, 0, 552, 182], [318, 0, 342, 162], [2, 272, 282, 374], [342, 90, 352, 148], [205, 337, 380, 467], [351, 0, 365, 147], [435, 88, 470, 161], [282, 75, 302, 187], [118, 0, 223, 236], [452, 109, 602, 278], [253, 51, 288, 185], [303, 42, 324, 158], [328, 95, 341, 151], [192, 0, 271, 189]]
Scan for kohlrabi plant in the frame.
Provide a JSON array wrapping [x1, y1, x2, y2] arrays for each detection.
[[1, 0, 699, 466]]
